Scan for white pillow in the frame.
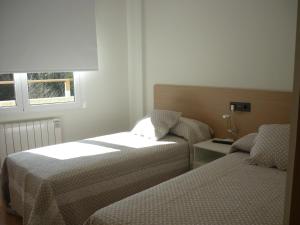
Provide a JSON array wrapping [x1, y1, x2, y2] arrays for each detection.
[[170, 117, 212, 143], [248, 124, 290, 170], [231, 133, 257, 153], [131, 110, 182, 140]]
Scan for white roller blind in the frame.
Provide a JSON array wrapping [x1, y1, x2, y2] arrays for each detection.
[[0, 0, 98, 73]]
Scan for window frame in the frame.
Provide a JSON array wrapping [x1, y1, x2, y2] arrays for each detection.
[[0, 72, 82, 114]]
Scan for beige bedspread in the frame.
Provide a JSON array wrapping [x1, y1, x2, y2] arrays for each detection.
[[85, 152, 286, 225], [1, 132, 190, 225]]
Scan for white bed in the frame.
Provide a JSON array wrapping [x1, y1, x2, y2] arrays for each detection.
[[84, 152, 286, 225], [2, 132, 191, 225]]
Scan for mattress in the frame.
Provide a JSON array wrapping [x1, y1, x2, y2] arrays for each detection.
[[1, 132, 190, 225], [84, 152, 286, 225]]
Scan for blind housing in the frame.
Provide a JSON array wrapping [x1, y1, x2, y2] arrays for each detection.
[[0, 0, 98, 73]]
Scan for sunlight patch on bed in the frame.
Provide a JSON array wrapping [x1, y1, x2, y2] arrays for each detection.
[[27, 142, 120, 160], [89, 132, 176, 149]]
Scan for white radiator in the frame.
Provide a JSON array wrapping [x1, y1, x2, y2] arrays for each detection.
[[0, 118, 62, 164]]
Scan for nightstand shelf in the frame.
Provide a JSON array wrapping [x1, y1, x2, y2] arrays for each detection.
[[193, 139, 232, 168]]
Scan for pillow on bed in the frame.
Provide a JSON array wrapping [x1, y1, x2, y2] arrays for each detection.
[[170, 117, 212, 143], [131, 110, 182, 140], [248, 124, 290, 170], [231, 133, 257, 153]]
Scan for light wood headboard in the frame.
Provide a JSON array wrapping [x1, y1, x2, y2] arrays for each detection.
[[154, 84, 293, 138]]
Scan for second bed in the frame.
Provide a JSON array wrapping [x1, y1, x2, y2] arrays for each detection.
[[84, 152, 286, 225], [2, 132, 190, 225]]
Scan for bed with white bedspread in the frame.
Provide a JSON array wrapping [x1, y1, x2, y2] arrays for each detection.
[[1, 132, 190, 225], [84, 152, 286, 225]]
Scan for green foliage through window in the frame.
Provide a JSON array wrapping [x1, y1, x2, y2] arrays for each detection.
[[27, 72, 74, 99], [0, 74, 16, 102]]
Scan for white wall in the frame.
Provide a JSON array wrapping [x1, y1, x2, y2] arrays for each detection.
[[143, 0, 298, 112], [0, 0, 130, 142], [1, 0, 298, 141]]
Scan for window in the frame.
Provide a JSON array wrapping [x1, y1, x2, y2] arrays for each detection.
[[27, 73, 75, 105], [0, 72, 80, 112], [0, 74, 16, 107]]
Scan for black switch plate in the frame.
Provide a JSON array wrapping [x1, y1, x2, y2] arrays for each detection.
[[230, 102, 251, 112]]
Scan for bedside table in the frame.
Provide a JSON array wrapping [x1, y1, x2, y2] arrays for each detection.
[[193, 139, 232, 168]]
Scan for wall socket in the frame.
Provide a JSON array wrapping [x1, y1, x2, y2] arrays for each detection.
[[230, 102, 251, 112]]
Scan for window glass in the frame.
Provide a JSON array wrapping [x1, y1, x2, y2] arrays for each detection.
[[27, 72, 75, 105], [0, 74, 16, 107]]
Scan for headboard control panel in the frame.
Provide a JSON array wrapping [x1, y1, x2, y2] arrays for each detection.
[[230, 102, 251, 112]]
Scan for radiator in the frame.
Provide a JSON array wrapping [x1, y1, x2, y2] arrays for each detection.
[[0, 118, 62, 164]]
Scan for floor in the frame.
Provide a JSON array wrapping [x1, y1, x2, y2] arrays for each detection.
[[0, 198, 22, 225]]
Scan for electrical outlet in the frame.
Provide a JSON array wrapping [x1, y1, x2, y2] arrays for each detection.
[[230, 102, 251, 112]]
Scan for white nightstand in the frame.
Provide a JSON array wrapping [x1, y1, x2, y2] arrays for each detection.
[[193, 139, 232, 168]]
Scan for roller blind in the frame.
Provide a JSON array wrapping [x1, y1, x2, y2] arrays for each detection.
[[0, 0, 98, 73]]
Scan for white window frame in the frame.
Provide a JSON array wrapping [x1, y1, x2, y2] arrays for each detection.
[[0, 72, 82, 114]]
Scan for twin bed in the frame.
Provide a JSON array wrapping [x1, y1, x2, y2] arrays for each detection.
[[1, 85, 292, 225], [85, 152, 286, 225], [1, 132, 191, 225]]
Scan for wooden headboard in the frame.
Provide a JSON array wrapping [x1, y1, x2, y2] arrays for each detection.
[[154, 84, 293, 138]]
